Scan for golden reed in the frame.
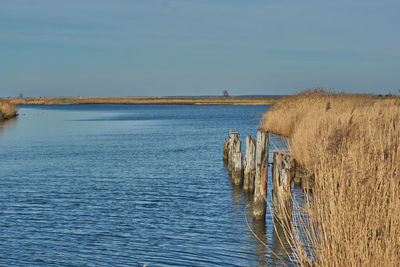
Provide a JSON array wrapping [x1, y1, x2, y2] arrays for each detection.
[[261, 90, 400, 266], [0, 99, 18, 121]]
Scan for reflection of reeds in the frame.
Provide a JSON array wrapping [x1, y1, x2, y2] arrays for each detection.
[[260, 89, 400, 266], [0, 99, 18, 120]]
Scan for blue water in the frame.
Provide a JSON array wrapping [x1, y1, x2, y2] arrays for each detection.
[[0, 105, 296, 266]]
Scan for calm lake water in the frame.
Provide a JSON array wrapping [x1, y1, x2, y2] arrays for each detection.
[[0, 105, 299, 266]]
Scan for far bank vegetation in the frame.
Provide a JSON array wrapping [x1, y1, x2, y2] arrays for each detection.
[[0, 99, 18, 121], [260, 90, 400, 266], [7, 96, 279, 106]]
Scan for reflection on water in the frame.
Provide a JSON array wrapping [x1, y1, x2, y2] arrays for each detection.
[[0, 105, 300, 266], [232, 183, 295, 266], [273, 217, 293, 260], [231, 184, 243, 205], [0, 117, 17, 134], [252, 219, 268, 265], [228, 144, 303, 266]]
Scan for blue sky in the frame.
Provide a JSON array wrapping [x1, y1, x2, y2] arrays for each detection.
[[1, 0, 399, 97]]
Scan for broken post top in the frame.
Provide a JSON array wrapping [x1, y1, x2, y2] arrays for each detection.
[[229, 132, 239, 140], [246, 135, 256, 146], [274, 151, 294, 160]]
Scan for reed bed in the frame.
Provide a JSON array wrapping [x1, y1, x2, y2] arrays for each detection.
[[0, 99, 18, 121], [260, 90, 400, 266]]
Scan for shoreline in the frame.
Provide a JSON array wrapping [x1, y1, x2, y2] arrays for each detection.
[[260, 91, 400, 265], [5, 96, 280, 106]]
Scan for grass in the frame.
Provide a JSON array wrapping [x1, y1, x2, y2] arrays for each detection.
[[0, 99, 18, 121], [260, 89, 400, 266], [7, 96, 280, 106]]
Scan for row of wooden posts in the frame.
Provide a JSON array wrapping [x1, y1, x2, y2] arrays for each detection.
[[223, 130, 313, 225]]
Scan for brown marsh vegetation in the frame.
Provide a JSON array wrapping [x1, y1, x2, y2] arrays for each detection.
[[260, 90, 400, 266], [7, 96, 280, 106], [0, 99, 18, 121]]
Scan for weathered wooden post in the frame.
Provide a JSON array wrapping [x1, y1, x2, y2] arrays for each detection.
[[231, 132, 243, 186], [223, 138, 229, 164], [293, 167, 302, 186], [231, 146, 243, 186], [227, 131, 238, 173], [243, 135, 256, 192], [272, 152, 295, 226], [253, 130, 269, 220], [292, 162, 305, 187], [302, 172, 314, 192]]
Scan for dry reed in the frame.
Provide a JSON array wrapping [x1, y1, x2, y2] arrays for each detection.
[[260, 90, 400, 266], [0, 99, 18, 121]]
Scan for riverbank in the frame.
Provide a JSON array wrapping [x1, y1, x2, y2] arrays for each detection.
[[6, 96, 280, 106], [260, 90, 400, 266], [0, 99, 18, 121]]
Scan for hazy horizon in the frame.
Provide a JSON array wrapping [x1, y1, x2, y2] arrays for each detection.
[[1, 0, 399, 97], [2, 94, 289, 98]]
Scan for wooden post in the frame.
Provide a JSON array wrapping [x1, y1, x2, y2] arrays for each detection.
[[223, 138, 229, 164], [228, 131, 238, 173], [302, 172, 314, 192], [293, 162, 304, 186], [243, 135, 256, 192], [231, 147, 243, 186], [253, 130, 269, 220], [272, 152, 295, 226], [293, 172, 302, 186], [230, 133, 242, 186], [226, 130, 242, 184]]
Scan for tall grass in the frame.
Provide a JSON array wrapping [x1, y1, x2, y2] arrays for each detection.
[[260, 90, 400, 266], [0, 99, 18, 121]]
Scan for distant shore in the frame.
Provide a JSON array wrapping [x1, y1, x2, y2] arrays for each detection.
[[6, 96, 281, 106]]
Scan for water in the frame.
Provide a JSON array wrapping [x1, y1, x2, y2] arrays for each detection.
[[0, 105, 300, 266]]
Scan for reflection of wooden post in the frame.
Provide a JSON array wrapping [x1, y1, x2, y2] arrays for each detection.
[[253, 130, 269, 220], [272, 152, 294, 226], [244, 135, 256, 192], [223, 138, 229, 164]]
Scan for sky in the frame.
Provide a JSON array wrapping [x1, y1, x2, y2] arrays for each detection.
[[0, 0, 399, 97]]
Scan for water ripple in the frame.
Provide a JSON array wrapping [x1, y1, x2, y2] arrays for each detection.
[[0, 105, 293, 266]]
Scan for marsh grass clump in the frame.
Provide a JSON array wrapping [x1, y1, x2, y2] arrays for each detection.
[[261, 90, 400, 266], [0, 99, 18, 121]]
